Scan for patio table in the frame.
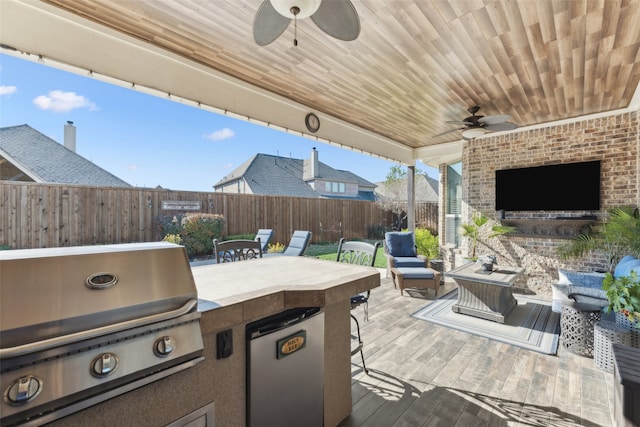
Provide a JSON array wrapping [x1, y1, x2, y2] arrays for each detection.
[[446, 262, 524, 323]]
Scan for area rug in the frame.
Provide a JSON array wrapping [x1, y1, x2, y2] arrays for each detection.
[[411, 290, 560, 355]]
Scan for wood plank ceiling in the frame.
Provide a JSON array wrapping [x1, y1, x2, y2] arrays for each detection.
[[37, 0, 640, 159]]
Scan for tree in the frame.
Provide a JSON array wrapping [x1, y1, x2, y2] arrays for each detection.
[[376, 165, 425, 229]]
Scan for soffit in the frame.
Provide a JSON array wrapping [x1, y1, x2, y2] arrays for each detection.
[[3, 0, 640, 165]]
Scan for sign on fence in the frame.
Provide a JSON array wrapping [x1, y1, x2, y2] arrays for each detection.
[[161, 200, 202, 211]]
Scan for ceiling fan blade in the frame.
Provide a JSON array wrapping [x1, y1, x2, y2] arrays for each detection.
[[446, 120, 474, 126], [485, 122, 518, 131], [432, 127, 464, 138], [479, 114, 512, 125], [253, 0, 291, 46], [311, 0, 360, 41]]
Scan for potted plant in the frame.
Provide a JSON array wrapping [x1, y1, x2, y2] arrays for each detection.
[[602, 270, 640, 330], [460, 213, 515, 261], [557, 206, 640, 272]]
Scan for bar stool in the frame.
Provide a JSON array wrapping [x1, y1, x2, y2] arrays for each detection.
[[560, 301, 603, 357]]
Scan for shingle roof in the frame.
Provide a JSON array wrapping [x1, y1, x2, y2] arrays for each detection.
[[214, 153, 376, 200], [0, 124, 131, 187]]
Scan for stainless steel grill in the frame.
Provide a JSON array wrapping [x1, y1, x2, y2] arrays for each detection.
[[0, 242, 204, 426]]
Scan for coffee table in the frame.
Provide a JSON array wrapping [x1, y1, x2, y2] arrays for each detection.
[[446, 262, 524, 323]]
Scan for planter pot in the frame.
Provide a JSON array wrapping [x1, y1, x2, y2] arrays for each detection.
[[615, 312, 640, 348]]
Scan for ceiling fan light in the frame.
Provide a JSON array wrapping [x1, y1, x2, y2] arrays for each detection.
[[462, 128, 489, 139], [270, 0, 322, 19]]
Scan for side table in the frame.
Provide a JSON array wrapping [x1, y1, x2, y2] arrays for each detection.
[[594, 321, 631, 373], [560, 301, 602, 357]]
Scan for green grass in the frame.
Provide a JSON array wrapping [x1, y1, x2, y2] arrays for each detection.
[[306, 242, 387, 269]]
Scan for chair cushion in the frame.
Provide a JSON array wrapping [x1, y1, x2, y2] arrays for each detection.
[[614, 256, 640, 278], [385, 232, 417, 257], [395, 267, 435, 279], [393, 256, 425, 268]]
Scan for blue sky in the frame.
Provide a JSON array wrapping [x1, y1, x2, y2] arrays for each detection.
[[0, 54, 436, 191]]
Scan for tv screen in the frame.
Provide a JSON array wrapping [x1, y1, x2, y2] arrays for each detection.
[[495, 161, 600, 211]]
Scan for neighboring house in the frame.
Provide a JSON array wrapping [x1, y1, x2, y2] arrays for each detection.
[[213, 148, 376, 201], [374, 174, 439, 203], [0, 123, 131, 187]]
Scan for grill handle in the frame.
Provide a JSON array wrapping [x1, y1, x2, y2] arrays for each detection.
[[0, 299, 199, 359]]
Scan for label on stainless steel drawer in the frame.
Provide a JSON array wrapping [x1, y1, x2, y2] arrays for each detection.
[[276, 330, 306, 359]]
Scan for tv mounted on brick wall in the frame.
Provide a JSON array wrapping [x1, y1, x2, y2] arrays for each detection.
[[495, 161, 601, 211]]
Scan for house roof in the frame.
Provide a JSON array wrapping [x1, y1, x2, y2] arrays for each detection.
[[214, 153, 376, 201], [0, 124, 131, 187]]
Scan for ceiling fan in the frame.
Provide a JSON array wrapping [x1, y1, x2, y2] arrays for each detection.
[[253, 0, 360, 46], [434, 106, 518, 140]]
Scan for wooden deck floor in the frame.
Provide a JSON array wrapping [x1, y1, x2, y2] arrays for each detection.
[[339, 273, 615, 427]]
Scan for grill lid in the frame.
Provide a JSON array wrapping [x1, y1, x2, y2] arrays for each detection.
[[0, 242, 198, 351]]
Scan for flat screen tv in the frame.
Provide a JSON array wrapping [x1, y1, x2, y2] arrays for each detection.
[[495, 161, 601, 211]]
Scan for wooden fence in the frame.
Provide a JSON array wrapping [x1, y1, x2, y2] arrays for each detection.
[[0, 182, 438, 249]]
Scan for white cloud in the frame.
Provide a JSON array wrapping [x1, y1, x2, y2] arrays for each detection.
[[126, 164, 139, 171], [0, 86, 17, 96], [204, 128, 235, 141], [33, 90, 97, 113]]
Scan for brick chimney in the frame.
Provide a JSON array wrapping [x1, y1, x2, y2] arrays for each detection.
[[303, 147, 320, 180], [64, 121, 76, 152]]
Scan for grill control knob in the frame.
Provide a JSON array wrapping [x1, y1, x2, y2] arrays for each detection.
[[5, 376, 42, 405], [92, 353, 118, 377], [154, 336, 175, 356]]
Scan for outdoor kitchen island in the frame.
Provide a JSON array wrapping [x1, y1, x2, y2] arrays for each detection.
[[47, 256, 380, 427]]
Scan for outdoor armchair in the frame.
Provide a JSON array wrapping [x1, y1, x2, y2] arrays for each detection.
[[213, 239, 262, 263], [383, 231, 428, 278]]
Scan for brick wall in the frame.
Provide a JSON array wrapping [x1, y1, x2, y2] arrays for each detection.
[[456, 110, 639, 294]]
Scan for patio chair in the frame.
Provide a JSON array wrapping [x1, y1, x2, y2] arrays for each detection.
[[336, 238, 380, 374], [213, 239, 262, 263], [254, 228, 274, 252], [283, 230, 312, 256], [383, 231, 428, 278]]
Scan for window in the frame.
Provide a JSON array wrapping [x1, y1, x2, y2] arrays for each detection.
[[325, 181, 346, 193], [445, 162, 462, 246]]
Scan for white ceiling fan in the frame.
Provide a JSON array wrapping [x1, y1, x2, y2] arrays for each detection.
[[434, 106, 518, 140], [253, 0, 360, 46]]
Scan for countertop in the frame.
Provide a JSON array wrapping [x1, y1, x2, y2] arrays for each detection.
[[191, 256, 381, 330]]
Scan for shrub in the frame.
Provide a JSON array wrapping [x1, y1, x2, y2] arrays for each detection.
[[180, 213, 226, 258], [268, 242, 285, 253], [156, 213, 186, 237], [162, 234, 183, 245], [415, 228, 440, 259]]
